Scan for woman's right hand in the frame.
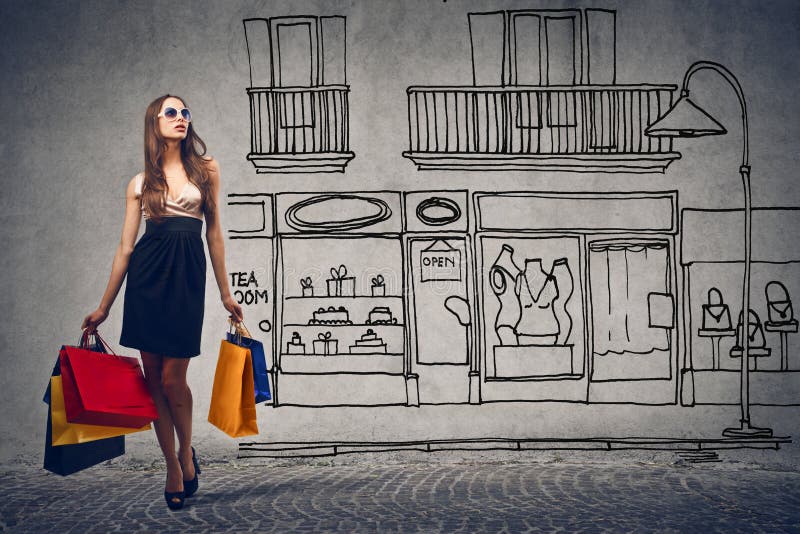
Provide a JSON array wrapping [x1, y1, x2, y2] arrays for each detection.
[[81, 308, 108, 333]]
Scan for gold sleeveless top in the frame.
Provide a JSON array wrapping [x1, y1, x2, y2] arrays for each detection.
[[134, 173, 204, 221]]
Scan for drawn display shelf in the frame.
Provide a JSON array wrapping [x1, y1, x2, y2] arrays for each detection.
[[280, 353, 404, 374], [284, 323, 405, 328], [281, 291, 406, 375], [281, 295, 405, 329], [285, 295, 404, 300]]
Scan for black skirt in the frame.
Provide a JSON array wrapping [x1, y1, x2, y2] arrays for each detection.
[[120, 216, 206, 358]]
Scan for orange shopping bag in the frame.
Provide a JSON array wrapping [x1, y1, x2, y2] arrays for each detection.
[[208, 339, 258, 437]]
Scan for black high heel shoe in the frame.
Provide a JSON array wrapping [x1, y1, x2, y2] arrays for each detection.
[[184, 447, 201, 498], [164, 489, 185, 511]]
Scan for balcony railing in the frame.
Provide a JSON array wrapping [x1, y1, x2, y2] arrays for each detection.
[[403, 85, 681, 173], [247, 85, 355, 173]]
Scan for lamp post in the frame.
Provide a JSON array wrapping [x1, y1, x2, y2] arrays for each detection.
[[646, 60, 772, 438]]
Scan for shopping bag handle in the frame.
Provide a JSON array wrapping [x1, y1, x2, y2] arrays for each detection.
[[80, 329, 117, 355], [228, 319, 254, 346], [228, 318, 253, 336]]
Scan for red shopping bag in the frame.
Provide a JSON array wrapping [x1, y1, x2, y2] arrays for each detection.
[[60, 332, 158, 428]]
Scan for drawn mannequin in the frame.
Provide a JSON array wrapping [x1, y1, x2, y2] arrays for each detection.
[[489, 244, 521, 345], [551, 258, 574, 345], [515, 258, 559, 345]]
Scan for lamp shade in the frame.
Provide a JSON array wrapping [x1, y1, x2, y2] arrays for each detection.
[[645, 95, 727, 137]]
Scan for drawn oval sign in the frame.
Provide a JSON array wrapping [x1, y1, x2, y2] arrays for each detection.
[[286, 194, 392, 232], [416, 196, 462, 226]]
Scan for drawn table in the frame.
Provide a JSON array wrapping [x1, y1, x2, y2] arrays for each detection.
[[729, 346, 772, 371], [697, 328, 735, 370], [765, 320, 798, 371]]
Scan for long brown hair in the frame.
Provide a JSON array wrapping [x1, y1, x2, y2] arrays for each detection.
[[141, 94, 216, 222]]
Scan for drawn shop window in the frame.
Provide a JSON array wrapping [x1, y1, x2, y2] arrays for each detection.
[[692, 273, 799, 373], [279, 236, 405, 375], [588, 240, 673, 381], [483, 237, 583, 380]]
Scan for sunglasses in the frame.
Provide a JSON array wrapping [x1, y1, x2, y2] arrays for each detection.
[[157, 107, 192, 122]]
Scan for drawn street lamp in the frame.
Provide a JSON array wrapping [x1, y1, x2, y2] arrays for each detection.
[[646, 61, 773, 438]]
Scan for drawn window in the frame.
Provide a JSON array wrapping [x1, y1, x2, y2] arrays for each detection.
[[509, 10, 581, 86], [510, 11, 580, 128], [276, 23, 313, 87], [544, 16, 577, 85], [275, 21, 315, 128], [512, 14, 541, 85], [589, 240, 672, 381], [483, 236, 583, 380]]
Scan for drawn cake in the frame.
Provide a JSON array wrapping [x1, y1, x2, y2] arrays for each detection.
[[349, 329, 387, 354], [366, 306, 397, 325], [310, 306, 352, 325]]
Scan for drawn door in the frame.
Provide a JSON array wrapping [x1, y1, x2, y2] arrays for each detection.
[[271, 18, 318, 134], [588, 239, 676, 403], [409, 238, 471, 404], [272, 20, 315, 87]]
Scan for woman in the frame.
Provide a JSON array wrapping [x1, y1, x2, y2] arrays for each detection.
[[81, 95, 243, 511]]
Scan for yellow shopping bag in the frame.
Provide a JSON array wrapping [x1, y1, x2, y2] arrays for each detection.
[[207, 340, 258, 438], [50, 376, 151, 446]]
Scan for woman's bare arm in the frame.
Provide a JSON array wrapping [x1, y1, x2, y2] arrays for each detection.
[[81, 176, 142, 331], [204, 159, 244, 323]]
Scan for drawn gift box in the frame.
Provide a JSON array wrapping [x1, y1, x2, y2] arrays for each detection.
[[286, 332, 306, 354], [312, 332, 338, 355], [370, 274, 386, 297], [300, 277, 314, 298], [326, 265, 355, 297]]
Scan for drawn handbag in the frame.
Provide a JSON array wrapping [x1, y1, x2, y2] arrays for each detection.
[[735, 309, 766, 349], [765, 281, 794, 324], [702, 287, 732, 331]]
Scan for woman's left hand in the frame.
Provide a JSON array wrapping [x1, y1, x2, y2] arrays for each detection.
[[222, 294, 244, 323]]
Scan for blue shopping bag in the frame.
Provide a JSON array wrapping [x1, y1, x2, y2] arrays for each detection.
[[226, 326, 271, 403]]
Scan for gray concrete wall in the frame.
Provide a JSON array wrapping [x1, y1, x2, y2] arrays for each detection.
[[1, 0, 799, 464]]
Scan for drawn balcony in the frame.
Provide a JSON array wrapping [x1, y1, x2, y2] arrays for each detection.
[[402, 85, 681, 173], [247, 86, 355, 173]]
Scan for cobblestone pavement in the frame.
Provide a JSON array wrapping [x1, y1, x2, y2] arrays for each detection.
[[2, 460, 800, 532]]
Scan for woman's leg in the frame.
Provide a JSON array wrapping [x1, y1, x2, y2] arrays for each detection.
[[161, 356, 195, 482], [141, 351, 183, 496]]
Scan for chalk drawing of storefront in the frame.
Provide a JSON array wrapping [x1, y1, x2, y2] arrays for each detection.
[[264, 192, 477, 407], [233, 8, 798, 417], [226, 191, 683, 407], [475, 192, 679, 405]]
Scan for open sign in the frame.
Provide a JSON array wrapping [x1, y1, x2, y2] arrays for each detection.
[[420, 240, 462, 282]]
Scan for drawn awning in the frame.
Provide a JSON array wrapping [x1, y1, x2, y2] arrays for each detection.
[[681, 208, 800, 265]]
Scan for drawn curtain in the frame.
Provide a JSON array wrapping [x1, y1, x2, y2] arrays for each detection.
[[590, 242, 669, 356]]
